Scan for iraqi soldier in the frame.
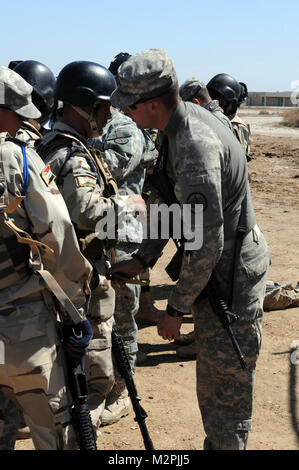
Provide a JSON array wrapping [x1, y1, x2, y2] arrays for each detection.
[[89, 52, 151, 425], [0, 65, 93, 450], [9, 60, 56, 146], [207, 73, 252, 160], [107, 49, 270, 450], [36, 61, 146, 434]]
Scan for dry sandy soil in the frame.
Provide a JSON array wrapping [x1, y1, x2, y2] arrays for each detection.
[[16, 107, 299, 452]]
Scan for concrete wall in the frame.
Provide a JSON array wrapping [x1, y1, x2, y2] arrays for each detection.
[[247, 92, 297, 107]]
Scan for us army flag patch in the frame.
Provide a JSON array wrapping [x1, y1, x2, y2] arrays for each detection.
[[41, 165, 56, 186]]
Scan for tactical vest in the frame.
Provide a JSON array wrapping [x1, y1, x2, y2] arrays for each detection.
[[38, 132, 118, 197], [0, 134, 86, 322], [0, 135, 32, 290], [37, 132, 119, 258]]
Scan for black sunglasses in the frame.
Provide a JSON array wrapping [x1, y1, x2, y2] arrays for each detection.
[[127, 90, 168, 111]]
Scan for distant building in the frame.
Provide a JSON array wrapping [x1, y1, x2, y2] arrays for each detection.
[[247, 92, 297, 107]]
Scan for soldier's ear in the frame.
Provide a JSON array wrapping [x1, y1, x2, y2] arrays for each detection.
[[192, 98, 201, 105]]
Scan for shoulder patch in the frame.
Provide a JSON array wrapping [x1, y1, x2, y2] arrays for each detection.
[[75, 175, 97, 188], [41, 165, 56, 186], [186, 192, 207, 212]]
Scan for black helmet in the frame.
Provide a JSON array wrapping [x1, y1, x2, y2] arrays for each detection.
[[54, 61, 116, 107], [108, 52, 131, 76], [12, 60, 56, 121], [8, 60, 23, 70], [207, 73, 242, 105], [238, 82, 248, 105]]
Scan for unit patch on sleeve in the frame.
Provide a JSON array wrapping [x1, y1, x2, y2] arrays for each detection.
[[75, 175, 97, 188], [41, 165, 56, 186], [186, 192, 207, 212]]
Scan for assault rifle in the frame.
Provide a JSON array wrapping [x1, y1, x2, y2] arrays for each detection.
[[112, 328, 154, 450], [61, 325, 97, 450]]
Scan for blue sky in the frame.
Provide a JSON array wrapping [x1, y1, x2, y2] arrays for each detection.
[[2, 0, 298, 91]]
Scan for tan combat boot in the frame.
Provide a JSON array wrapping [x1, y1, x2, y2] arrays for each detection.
[[101, 381, 131, 426], [16, 426, 31, 440]]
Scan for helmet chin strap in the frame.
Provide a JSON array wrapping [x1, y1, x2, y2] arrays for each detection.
[[71, 105, 100, 137]]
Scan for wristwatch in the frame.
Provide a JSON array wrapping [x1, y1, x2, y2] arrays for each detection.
[[166, 304, 185, 317]]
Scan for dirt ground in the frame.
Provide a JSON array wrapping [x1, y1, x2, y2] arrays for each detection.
[[15, 107, 299, 451]]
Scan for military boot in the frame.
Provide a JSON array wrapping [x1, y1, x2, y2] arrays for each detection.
[[174, 329, 195, 346], [135, 290, 161, 325], [101, 381, 130, 426], [16, 426, 31, 440]]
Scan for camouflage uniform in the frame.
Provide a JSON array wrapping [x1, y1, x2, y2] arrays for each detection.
[[16, 120, 43, 148], [37, 121, 120, 428], [0, 135, 91, 450], [179, 77, 232, 130], [230, 113, 251, 157], [110, 49, 270, 450], [205, 100, 232, 129], [90, 109, 147, 372]]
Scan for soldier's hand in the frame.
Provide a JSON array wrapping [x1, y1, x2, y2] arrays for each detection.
[[118, 194, 146, 217], [128, 194, 146, 214], [157, 311, 183, 342], [63, 318, 93, 359], [107, 259, 143, 288]]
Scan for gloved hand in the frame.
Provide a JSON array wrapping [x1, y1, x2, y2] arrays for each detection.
[[62, 318, 93, 359]]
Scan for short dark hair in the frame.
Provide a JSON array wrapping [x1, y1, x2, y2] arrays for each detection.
[[158, 81, 180, 110], [194, 86, 211, 105]]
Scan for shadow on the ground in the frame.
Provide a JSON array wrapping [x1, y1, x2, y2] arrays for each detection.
[[137, 341, 195, 366]]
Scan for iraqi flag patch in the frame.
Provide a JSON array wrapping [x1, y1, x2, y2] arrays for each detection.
[[75, 175, 97, 188], [41, 165, 56, 186]]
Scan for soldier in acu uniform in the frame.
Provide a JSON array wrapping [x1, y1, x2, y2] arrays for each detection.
[[0, 65, 93, 450], [175, 77, 234, 359], [179, 77, 232, 130], [108, 49, 270, 450], [37, 61, 145, 434]]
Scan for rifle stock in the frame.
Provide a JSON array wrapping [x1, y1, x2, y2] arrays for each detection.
[[65, 355, 97, 450]]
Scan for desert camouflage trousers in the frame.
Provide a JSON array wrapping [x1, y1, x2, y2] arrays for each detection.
[[192, 226, 269, 450], [0, 291, 77, 450]]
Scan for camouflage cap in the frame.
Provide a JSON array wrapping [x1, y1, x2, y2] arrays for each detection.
[[110, 49, 178, 109], [0, 65, 41, 119], [179, 77, 206, 101]]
